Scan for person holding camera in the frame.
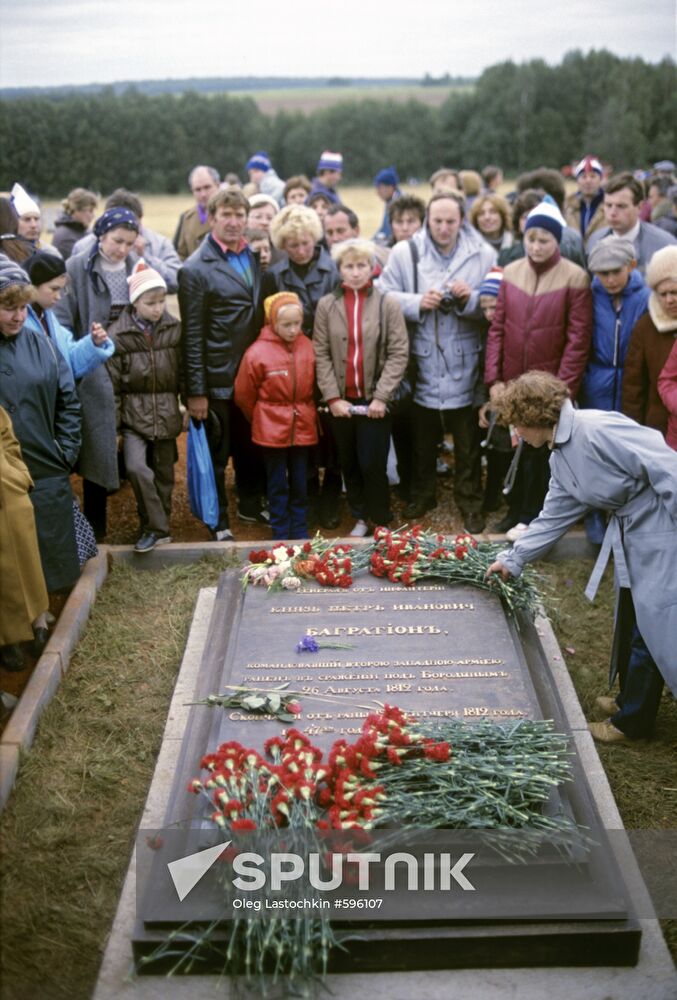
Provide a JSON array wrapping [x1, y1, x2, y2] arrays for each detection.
[[377, 191, 496, 532]]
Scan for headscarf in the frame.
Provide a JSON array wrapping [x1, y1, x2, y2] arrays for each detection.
[[264, 291, 301, 327], [93, 207, 139, 239], [86, 207, 139, 292]]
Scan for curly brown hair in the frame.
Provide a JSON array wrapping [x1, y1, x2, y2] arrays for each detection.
[[496, 372, 570, 428], [0, 284, 32, 310]]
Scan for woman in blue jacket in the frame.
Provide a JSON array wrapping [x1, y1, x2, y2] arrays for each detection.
[[579, 238, 650, 412], [579, 238, 650, 543]]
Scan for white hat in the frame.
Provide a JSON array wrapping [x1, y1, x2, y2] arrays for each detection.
[[127, 260, 166, 303], [10, 182, 40, 217]]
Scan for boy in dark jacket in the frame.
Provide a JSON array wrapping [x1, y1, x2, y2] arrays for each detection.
[[107, 262, 182, 552], [234, 292, 318, 540]]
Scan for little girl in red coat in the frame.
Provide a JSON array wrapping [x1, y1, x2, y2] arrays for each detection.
[[234, 292, 318, 539]]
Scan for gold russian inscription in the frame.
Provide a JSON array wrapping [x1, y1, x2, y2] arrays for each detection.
[[306, 623, 442, 637], [324, 686, 380, 695], [392, 602, 475, 611], [270, 605, 321, 614]]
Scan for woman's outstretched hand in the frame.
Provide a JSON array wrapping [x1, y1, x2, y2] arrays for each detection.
[[485, 560, 512, 583]]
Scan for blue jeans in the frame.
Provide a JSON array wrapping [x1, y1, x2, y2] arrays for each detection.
[[611, 614, 664, 739], [261, 446, 309, 540]]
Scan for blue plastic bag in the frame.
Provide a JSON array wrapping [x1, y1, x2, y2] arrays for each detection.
[[186, 418, 219, 530]]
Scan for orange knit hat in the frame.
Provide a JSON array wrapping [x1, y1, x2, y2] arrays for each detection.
[[263, 291, 302, 327]]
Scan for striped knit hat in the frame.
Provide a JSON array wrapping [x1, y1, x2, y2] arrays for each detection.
[[317, 151, 343, 173], [479, 266, 504, 298], [127, 260, 166, 303], [524, 199, 564, 242]]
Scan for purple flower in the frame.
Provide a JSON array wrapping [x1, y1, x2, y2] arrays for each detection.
[[295, 635, 320, 653]]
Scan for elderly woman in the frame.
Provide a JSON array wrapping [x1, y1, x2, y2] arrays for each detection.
[[54, 206, 139, 538], [0, 262, 81, 650], [469, 193, 514, 255], [622, 245, 677, 439], [486, 371, 677, 744], [52, 187, 98, 260], [314, 238, 409, 536]]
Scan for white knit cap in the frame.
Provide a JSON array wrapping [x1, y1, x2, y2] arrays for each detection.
[[11, 182, 40, 217], [127, 260, 166, 303]]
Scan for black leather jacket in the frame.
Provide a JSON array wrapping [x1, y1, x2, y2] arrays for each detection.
[[179, 237, 262, 399]]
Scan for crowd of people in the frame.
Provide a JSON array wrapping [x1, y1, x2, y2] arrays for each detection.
[[1, 148, 677, 745]]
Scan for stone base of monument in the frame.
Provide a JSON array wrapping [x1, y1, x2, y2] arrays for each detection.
[[93, 575, 677, 1000]]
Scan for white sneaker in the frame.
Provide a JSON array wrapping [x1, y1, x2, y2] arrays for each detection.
[[213, 528, 234, 542], [505, 522, 529, 542], [349, 519, 369, 538]]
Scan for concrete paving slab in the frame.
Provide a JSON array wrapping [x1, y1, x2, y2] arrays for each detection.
[[1, 653, 63, 750], [0, 744, 20, 813], [0, 551, 110, 814]]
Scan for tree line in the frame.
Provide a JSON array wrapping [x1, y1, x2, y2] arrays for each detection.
[[0, 50, 674, 198]]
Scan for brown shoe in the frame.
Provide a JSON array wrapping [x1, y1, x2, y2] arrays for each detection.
[[589, 720, 630, 744], [595, 695, 619, 716]]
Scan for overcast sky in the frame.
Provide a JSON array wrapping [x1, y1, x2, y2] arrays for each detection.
[[1, 0, 674, 88]]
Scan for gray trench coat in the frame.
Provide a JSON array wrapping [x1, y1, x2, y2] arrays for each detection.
[[499, 399, 677, 695]]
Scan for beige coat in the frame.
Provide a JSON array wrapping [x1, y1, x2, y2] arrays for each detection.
[[0, 406, 48, 645], [175, 206, 211, 261], [313, 287, 409, 404]]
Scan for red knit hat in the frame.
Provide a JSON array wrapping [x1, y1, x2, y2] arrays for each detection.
[[264, 291, 302, 327]]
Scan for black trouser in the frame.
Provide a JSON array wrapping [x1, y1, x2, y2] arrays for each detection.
[[514, 442, 551, 523], [411, 403, 483, 514], [391, 397, 414, 502], [205, 398, 265, 531], [329, 405, 393, 525], [83, 479, 108, 541]]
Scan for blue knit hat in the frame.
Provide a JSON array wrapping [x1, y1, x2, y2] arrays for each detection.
[[524, 199, 564, 242], [317, 151, 343, 173], [479, 266, 503, 298], [374, 166, 399, 187], [246, 151, 272, 172]]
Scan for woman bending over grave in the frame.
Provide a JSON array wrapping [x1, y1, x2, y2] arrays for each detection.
[[485, 370, 677, 745]]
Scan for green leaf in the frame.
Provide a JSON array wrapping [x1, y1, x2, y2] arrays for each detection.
[[241, 695, 265, 710]]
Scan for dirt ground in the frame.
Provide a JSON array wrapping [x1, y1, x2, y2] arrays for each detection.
[[73, 431, 474, 547]]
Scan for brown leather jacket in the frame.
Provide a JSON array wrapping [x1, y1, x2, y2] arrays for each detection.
[[107, 306, 182, 439]]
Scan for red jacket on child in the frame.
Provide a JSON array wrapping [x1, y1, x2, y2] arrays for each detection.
[[234, 326, 318, 448]]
